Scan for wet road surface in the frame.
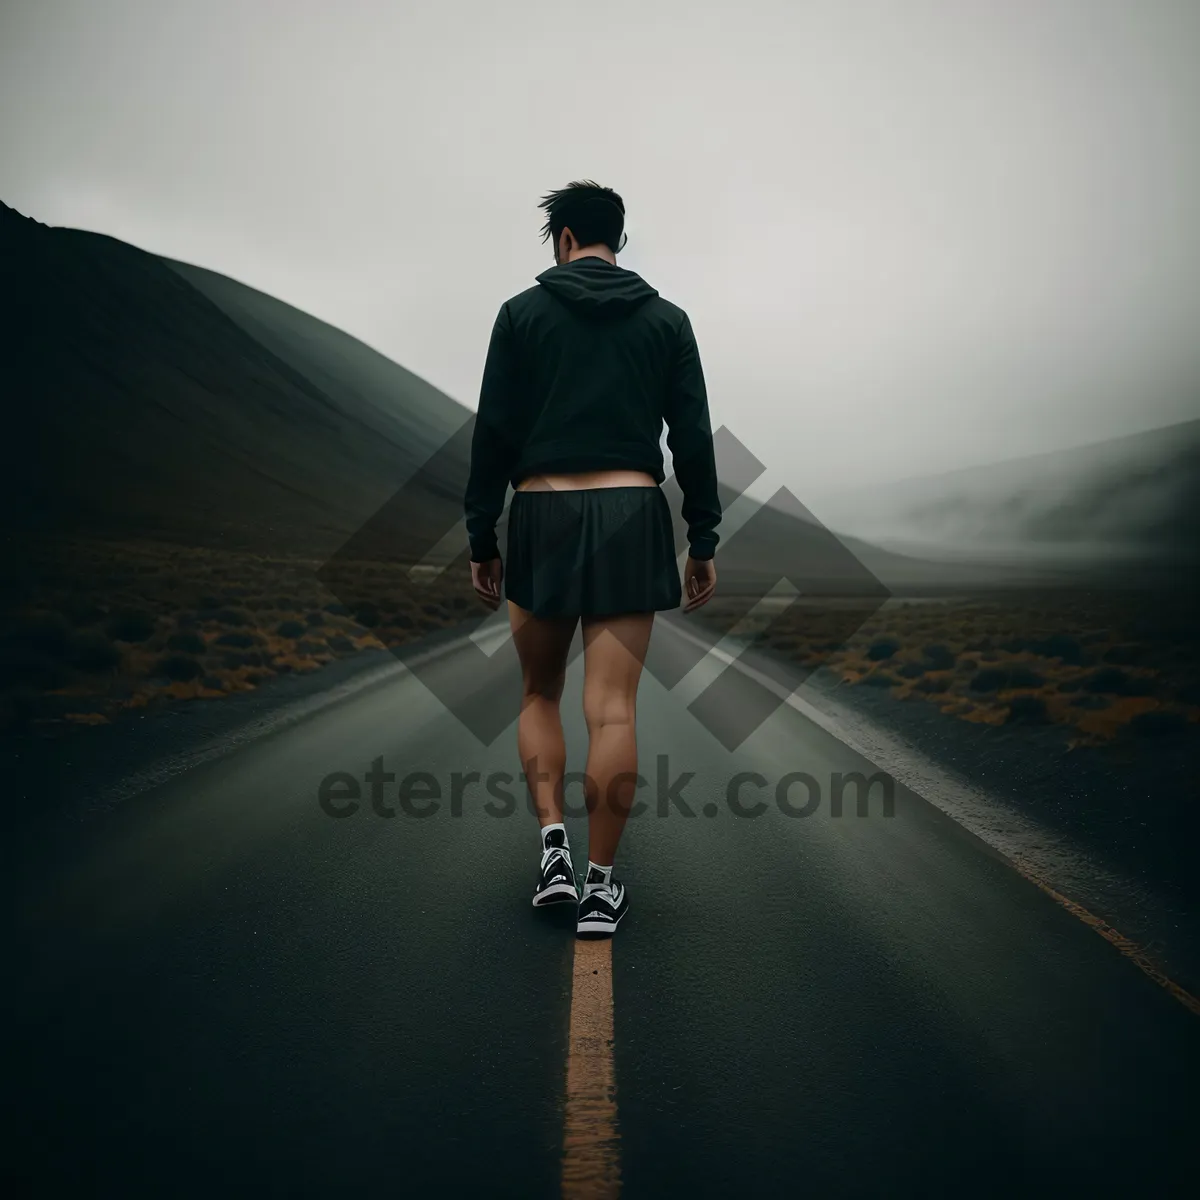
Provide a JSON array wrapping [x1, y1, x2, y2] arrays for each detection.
[[7, 617, 1198, 1196]]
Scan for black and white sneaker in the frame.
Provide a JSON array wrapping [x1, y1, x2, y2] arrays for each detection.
[[576, 881, 629, 938], [533, 834, 578, 907]]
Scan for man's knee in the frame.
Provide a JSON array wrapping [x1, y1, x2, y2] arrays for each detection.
[[582, 688, 635, 731], [523, 672, 564, 703]]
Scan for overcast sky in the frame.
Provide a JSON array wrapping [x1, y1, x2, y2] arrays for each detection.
[[2, 0, 1198, 504]]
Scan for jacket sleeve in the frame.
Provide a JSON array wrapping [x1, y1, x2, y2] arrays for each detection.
[[464, 302, 523, 561], [664, 313, 721, 560]]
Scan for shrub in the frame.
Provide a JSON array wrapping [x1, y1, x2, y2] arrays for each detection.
[[968, 663, 1044, 691], [105, 609, 157, 643], [327, 635, 356, 654], [222, 650, 264, 669], [1122, 676, 1156, 696], [276, 620, 307, 639], [1081, 667, 1154, 696], [858, 671, 898, 688], [155, 653, 202, 682], [1005, 695, 1048, 724], [1103, 644, 1144, 665], [1007, 666, 1045, 689], [1028, 634, 1084, 665], [166, 631, 207, 655], [922, 644, 957, 671], [324, 602, 349, 617], [916, 675, 950, 694], [866, 638, 900, 662], [212, 608, 253, 627], [1127, 710, 1187, 736], [68, 631, 122, 673], [969, 669, 1007, 693], [214, 632, 263, 649], [305, 611, 325, 627], [897, 661, 927, 679]]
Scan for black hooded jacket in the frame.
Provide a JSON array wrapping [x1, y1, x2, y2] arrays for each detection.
[[463, 255, 722, 562]]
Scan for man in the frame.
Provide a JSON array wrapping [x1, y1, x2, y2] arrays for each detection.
[[464, 180, 720, 937]]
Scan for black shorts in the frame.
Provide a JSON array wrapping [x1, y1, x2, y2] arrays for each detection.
[[505, 486, 683, 618]]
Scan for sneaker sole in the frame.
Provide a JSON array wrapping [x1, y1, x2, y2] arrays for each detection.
[[576, 909, 627, 938], [533, 883, 579, 907]]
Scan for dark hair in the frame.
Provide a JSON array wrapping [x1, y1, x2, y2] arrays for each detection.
[[537, 179, 627, 254]]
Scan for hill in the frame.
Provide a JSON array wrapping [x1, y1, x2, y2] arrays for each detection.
[[812, 418, 1200, 574], [1, 200, 470, 560]]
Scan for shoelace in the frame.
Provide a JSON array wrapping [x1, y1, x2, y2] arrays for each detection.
[[541, 845, 572, 874], [582, 882, 620, 906]]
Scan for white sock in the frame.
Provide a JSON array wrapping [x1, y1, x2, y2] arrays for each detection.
[[542, 823, 569, 857], [583, 861, 613, 893]]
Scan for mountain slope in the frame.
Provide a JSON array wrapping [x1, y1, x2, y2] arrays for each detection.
[[813, 418, 1200, 565], [1, 201, 471, 559], [163, 257, 464, 475]]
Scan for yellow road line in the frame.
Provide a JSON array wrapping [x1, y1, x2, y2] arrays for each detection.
[[561, 938, 621, 1199], [1009, 858, 1200, 1017]]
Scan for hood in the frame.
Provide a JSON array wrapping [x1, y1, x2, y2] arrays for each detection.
[[535, 255, 659, 317]]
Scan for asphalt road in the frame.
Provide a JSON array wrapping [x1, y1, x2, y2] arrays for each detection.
[[7, 616, 1199, 1197]]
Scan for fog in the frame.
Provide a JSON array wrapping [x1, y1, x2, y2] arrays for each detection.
[[2, 0, 1199, 508]]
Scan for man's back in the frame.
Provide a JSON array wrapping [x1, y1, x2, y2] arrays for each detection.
[[502, 257, 688, 477], [465, 254, 720, 563]]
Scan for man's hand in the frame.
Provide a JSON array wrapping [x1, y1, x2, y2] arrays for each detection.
[[682, 555, 716, 612], [471, 557, 503, 610]]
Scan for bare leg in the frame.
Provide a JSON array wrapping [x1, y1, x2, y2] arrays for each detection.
[[508, 600, 579, 828], [580, 612, 655, 866]]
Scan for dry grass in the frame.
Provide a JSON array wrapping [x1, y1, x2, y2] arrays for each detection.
[[7, 540, 1197, 748], [1, 534, 477, 733], [693, 591, 1199, 745]]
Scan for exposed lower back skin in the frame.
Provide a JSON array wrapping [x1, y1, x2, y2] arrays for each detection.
[[516, 469, 657, 492]]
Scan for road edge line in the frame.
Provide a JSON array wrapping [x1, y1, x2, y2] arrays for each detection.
[[661, 617, 1200, 1019]]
